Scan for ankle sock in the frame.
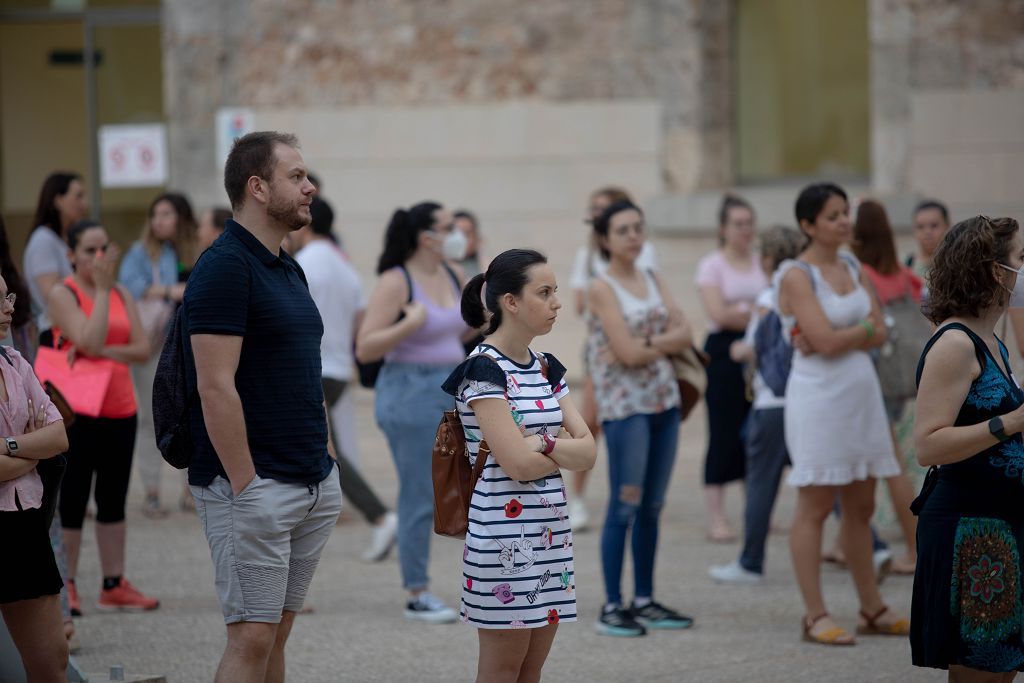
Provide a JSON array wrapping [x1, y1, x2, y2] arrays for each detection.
[[633, 596, 652, 608], [602, 603, 621, 614], [102, 576, 122, 591]]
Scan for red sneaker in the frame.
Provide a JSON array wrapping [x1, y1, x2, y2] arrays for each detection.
[[67, 579, 82, 616], [97, 579, 159, 611]]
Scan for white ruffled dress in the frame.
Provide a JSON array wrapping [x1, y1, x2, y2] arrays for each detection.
[[774, 256, 900, 487]]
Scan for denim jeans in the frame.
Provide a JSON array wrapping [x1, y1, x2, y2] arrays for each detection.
[[738, 408, 789, 574], [375, 362, 457, 591], [600, 407, 681, 605]]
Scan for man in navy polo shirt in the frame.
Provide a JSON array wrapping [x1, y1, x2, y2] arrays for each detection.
[[184, 131, 341, 682]]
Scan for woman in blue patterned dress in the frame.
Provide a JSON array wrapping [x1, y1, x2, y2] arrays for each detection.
[[913, 215, 1024, 680], [442, 248, 596, 683]]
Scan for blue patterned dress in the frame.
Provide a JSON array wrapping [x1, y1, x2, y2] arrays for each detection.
[[912, 323, 1024, 672]]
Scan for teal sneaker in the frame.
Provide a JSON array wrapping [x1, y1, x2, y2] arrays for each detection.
[[594, 605, 647, 637], [631, 601, 694, 630]]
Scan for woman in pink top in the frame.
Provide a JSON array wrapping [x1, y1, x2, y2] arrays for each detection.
[[850, 199, 924, 575], [357, 202, 472, 623], [0, 273, 71, 681], [695, 195, 767, 542], [47, 221, 157, 616]]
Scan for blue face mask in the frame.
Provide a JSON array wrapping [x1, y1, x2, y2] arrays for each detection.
[[998, 263, 1024, 308]]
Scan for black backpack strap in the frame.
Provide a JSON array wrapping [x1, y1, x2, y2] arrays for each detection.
[[915, 322, 987, 388], [0, 345, 13, 367], [441, 262, 462, 294], [399, 266, 414, 304]]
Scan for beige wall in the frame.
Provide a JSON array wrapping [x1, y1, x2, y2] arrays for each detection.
[[255, 101, 662, 365], [908, 89, 1024, 221]]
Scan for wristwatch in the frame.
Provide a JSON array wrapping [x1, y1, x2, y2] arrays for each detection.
[[989, 416, 1010, 442], [539, 433, 556, 456], [4, 437, 18, 455]]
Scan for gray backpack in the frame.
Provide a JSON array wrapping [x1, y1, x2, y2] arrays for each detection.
[[876, 274, 932, 403]]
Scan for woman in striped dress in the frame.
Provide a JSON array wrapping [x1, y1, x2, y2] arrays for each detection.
[[442, 248, 596, 683]]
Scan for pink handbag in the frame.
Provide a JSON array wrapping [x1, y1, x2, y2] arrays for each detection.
[[33, 346, 113, 418]]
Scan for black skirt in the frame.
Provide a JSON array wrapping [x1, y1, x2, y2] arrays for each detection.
[[912, 479, 1024, 672], [0, 504, 63, 604], [702, 331, 750, 485]]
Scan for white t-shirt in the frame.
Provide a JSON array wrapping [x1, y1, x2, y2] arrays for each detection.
[[568, 241, 658, 291], [295, 239, 365, 382]]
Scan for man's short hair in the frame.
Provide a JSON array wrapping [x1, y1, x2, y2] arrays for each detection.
[[223, 131, 299, 211], [309, 197, 334, 237]]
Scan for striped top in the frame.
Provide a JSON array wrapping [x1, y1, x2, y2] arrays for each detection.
[[443, 343, 577, 629]]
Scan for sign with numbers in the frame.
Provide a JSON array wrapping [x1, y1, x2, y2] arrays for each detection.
[[216, 107, 255, 170], [99, 124, 168, 188]]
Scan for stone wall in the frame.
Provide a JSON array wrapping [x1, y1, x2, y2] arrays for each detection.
[[870, 0, 1024, 194], [163, 0, 733, 209]]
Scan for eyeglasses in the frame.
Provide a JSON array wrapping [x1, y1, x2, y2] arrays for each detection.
[[1, 293, 15, 308]]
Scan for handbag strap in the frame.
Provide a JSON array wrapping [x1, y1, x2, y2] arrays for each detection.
[[0, 345, 12, 367]]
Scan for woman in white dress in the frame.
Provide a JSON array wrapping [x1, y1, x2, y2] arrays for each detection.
[[443, 248, 596, 682], [777, 182, 907, 645]]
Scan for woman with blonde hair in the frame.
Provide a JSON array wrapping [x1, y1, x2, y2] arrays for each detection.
[[118, 192, 198, 516]]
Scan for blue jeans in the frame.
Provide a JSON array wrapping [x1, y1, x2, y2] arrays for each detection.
[[738, 408, 789, 574], [375, 362, 457, 591], [600, 407, 681, 605]]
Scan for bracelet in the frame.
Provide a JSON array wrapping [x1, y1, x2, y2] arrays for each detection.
[[540, 433, 556, 456], [859, 320, 875, 340]]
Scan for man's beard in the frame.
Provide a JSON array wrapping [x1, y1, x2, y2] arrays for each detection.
[[267, 191, 309, 232]]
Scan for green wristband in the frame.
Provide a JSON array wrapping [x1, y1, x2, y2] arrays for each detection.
[[859, 320, 875, 340]]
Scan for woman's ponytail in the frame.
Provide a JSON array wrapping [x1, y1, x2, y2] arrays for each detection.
[[461, 273, 489, 330], [376, 202, 441, 274]]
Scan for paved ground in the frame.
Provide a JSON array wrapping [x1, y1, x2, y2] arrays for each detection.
[[65, 392, 935, 683]]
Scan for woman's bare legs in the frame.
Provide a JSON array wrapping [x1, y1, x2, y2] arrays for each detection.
[[838, 478, 907, 629], [477, 625, 558, 683], [1, 594, 69, 683], [789, 484, 849, 639]]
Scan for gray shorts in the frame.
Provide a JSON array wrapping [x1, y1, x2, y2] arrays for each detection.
[[191, 465, 341, 624]]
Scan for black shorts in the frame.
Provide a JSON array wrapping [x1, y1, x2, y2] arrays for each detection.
[[0, 505, 63, 604]]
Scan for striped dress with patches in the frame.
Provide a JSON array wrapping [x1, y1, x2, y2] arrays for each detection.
[[443, 343, 576, 629]]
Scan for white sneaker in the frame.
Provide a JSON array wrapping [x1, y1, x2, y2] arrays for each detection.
[[568, 498, 590, 533], [404, 592, 457, 624], [362, 511, 398, 562], [874, 548, 893, 585], [708, 561, 763, 585]]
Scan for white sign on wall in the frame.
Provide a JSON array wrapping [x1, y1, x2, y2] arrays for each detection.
[[98, 124, 168, 188], [216, 108, 255, 170]]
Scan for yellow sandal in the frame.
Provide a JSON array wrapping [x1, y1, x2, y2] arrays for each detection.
[[802, 613, 856, 646], [856, 605, 910, 636]]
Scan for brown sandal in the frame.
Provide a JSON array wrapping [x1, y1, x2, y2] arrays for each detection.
[[802, 613, 856, 646], [856, 605, 910, 636]]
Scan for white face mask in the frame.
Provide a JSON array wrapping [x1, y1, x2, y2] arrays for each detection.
[[999, 263, 1024, 308], [440, 229, 468, 261]]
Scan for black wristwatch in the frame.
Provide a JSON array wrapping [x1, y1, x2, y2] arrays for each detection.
[[989, 416, 1010, 442]]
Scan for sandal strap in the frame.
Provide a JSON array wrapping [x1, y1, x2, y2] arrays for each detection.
[[859, 605, 889, 626], [805, 612, 830, 629]]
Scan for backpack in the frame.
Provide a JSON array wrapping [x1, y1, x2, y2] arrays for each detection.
[[875, 273, 933, 403], [753, 309, 792, 398], [433, 352, 557, 538], [152, 306, 195, 469]]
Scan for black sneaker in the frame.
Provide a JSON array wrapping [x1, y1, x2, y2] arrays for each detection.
[[631, 601, 694, 630], [594, 604, 647, 637]]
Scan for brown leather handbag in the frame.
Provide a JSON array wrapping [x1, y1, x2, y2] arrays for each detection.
[[432, 411, 490, 538]]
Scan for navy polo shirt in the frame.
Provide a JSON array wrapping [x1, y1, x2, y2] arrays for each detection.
[[183, 219, 331, 487]]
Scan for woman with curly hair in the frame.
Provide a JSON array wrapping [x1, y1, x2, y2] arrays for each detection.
[[912, 215, 1024, 679]]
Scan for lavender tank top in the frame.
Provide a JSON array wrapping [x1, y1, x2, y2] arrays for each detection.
[[385, 268, 468, 365]]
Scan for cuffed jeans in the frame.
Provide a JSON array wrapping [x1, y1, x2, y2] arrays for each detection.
[[600, 407, 681, 605], [374, 362, 457, 591], [738, 408, 789, 574]]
